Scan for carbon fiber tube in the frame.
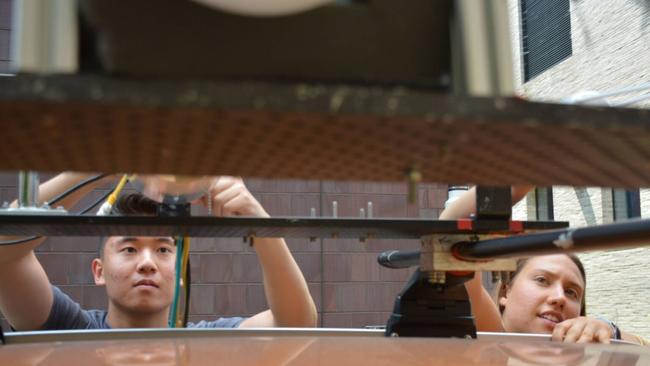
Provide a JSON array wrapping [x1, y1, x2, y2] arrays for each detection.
[[453, 217, 650, 260], [377, 250, 421, 269]]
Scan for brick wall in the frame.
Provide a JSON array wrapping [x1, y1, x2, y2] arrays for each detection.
[[508, 0, 650, 338], [0, 172, 447, 330], [0, 0, 10, 72]]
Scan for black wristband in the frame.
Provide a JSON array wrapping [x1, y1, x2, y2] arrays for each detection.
[[612, 322, 622, 340]]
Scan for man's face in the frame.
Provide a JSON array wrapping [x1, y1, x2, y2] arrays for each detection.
[[499, 255, 584, 334], [93, 236, 176, 314]]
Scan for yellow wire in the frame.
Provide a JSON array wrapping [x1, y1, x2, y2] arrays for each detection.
[[176, 236, 191, 327], [107, 174, 129, 205]]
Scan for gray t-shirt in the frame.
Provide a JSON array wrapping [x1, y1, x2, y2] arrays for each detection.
[[42, 286, 244, 329]]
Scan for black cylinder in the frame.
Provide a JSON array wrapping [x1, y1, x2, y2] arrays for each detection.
[[453, 218, 650, 260], [377, 250, 421, 269]]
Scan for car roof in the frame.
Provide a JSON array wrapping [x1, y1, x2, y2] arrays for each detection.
[[1, 329, 647, 365]]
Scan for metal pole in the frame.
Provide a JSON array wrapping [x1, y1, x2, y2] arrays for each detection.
[[451, 0, 515, 96], [10, 0, 78, 74], [17, 171, 39, 208]]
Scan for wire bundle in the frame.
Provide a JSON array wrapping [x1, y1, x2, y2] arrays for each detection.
[[170, 236, 191, 327]]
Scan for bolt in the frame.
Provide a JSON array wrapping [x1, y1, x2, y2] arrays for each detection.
[[491, 271, 501, 284], [332, 201, 338, 218], [407, 167, 421, 204], [428, 271, 446, 285], [390, 332, 399, 337]]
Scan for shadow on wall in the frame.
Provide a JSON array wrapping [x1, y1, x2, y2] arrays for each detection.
[[572, 0, 650, 48], [633, 0, 650, 30]]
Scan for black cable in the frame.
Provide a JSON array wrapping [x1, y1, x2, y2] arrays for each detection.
[[47, 174, 108, 206], [0, 182, 114, 246], [183, 257, 191, 327]]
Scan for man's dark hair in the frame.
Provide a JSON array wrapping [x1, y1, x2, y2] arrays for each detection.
[[98, 193, 160, 258], [113, 193, 159, 216]]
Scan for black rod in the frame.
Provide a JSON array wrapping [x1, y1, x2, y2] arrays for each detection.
[[377, 250, 421, 269], [453, 218, 650, 260]]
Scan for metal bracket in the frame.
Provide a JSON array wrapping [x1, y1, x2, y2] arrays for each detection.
[[0, 171, 68, 216], [385, 269, 476, 338], [475, 186, 512, 219]]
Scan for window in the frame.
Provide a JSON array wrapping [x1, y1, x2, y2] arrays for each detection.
[[520, 0, 572, 82], [534, 187, 554, 220], [612, 189, 641, 221]]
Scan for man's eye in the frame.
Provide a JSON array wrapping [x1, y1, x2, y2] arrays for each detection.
[[159, 247, 173, 254], [122, 247, 136, 253]]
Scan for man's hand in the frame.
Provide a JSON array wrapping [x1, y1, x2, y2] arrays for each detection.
[[196, 177, 317, 327], [551, 316, 613, 344], [200, 177, 268, 218]]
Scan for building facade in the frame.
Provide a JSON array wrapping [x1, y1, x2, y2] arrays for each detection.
[[508, 0, 650, 337]]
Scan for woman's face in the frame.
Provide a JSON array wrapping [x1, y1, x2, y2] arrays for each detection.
[[499, 255, 585, 334]]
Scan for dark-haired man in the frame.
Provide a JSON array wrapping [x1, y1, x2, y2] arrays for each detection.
[[0, 173, 317, 330]]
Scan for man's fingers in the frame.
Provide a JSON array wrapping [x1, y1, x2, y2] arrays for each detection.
[[222, 193, 249, 216], [211, 184, 244, 215], [210, 176, 242, 194]]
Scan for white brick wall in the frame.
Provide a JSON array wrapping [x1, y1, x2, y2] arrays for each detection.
[[509, 0, 650, 107], [507, 0, 650, 338]]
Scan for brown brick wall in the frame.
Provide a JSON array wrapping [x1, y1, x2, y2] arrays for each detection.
[[0, 172, 447, 330]]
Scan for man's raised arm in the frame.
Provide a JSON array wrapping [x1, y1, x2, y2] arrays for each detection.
[[0, 173, 110, 330]]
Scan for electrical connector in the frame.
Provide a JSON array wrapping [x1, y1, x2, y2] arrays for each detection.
[[96, 174, 129, 216]]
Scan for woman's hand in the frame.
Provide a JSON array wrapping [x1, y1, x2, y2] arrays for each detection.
[[551, 316, 613, 344]]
